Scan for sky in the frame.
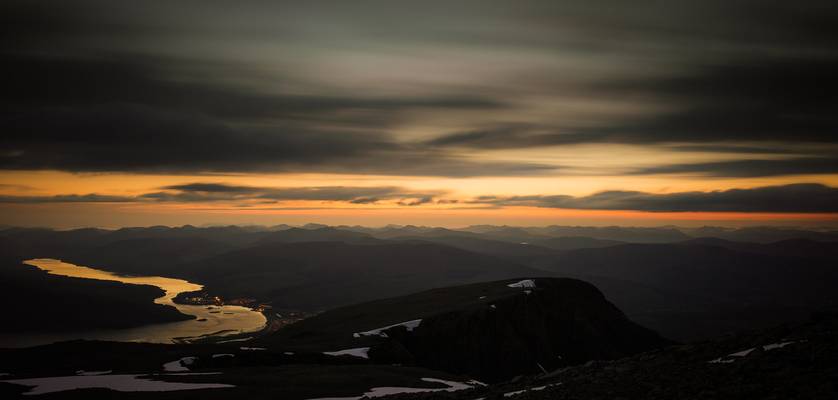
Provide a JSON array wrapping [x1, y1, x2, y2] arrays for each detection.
[[2, 0, 838, 228]]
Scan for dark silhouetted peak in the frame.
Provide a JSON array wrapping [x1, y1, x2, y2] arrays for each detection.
[[265, 277, 668, 382]]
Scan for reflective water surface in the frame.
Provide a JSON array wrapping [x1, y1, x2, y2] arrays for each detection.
[[0, 259, 266, 348]]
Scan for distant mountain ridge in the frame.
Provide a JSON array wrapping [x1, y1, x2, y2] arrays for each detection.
[[179, 241, 541, 310], [542, 240, 838, 340], [3, 224, 838, 340]]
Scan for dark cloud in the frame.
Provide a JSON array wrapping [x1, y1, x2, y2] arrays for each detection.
[[594, 57, 838, 144], [469, 184, 838, 213], [0, 52, 523, 176], [1, 54, 502, 121], [424, 126, 569, 150], [0, 194, 135, 203], [348, 197, 380, 204], [0, 103, 551, 176], [162, 183, 258, 193], [418, 2, 838, 163], [0, 3, 525, 177], [0, 183, 448, 205], [4, 183, 837, 214], [397, 196, 435, 206], [429, 56, 838, 151], [2, 103, 373, 173], [425, 54, 838, 178], [633, 157, 838, 177], [154, 183, 444, 203], [3, 0, 838, 179], [663, 145, 801, 155]]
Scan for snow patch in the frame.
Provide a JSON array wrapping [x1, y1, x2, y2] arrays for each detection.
[[305, 377, 479, 400], [217, 337, 252, 344], [708, 358, 735, 364], [164, 372, 222, 376], [507, 279, 536, 288], [729, 348, 756, 358], [323, 347, 370, 359], [284, 351, 295, 355], [354, 319, 422, 338], [1, 374, 233, 395], [763, 341, 796, 351], [212, 353, 235, 359], [162, 356, 197, 372], [503, 383, 561, 397], [708, 340, 801, 364], [240, 347, 266, 351]]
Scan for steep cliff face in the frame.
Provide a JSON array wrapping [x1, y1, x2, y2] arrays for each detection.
[[369, 278, 668, 382]]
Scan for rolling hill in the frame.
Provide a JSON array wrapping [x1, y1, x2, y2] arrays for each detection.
[[260, 277, 669, 382], [179, 241, 543, 310], [541, 241, 838, 340]]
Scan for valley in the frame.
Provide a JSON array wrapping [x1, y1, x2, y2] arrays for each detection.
[[0, 259, 266, 348], [1, 224, 837, 398]]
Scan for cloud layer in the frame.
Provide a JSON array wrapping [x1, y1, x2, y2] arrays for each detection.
[[0, 183, 445, 206], [1, 1, 837, 179], [3, 183, 837, 214], [470, 184, 838, 213], [0, 53, 547, 176], [1, 0, 838, 226]]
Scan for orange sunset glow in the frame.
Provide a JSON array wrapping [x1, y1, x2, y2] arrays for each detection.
[[3, 2, 838, 398], [1, 1, 837, 229]]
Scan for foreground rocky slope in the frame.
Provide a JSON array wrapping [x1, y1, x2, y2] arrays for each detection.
[[2, 288, 835, 399], [397, 313, 838, 400]]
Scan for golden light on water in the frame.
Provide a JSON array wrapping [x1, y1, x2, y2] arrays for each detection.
[[21, 259, 266, 345]]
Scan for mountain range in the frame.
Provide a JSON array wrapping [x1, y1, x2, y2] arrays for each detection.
[[3, 224, 837, 340]]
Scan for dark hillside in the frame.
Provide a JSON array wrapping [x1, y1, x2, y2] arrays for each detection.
[[181, 241, 541, 311], [0, 257, 191, 334], [263, 278, 668, 382], [66, 237, 235, 276], [397, 313, 838, 400], [543, 242, 838, 340]]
